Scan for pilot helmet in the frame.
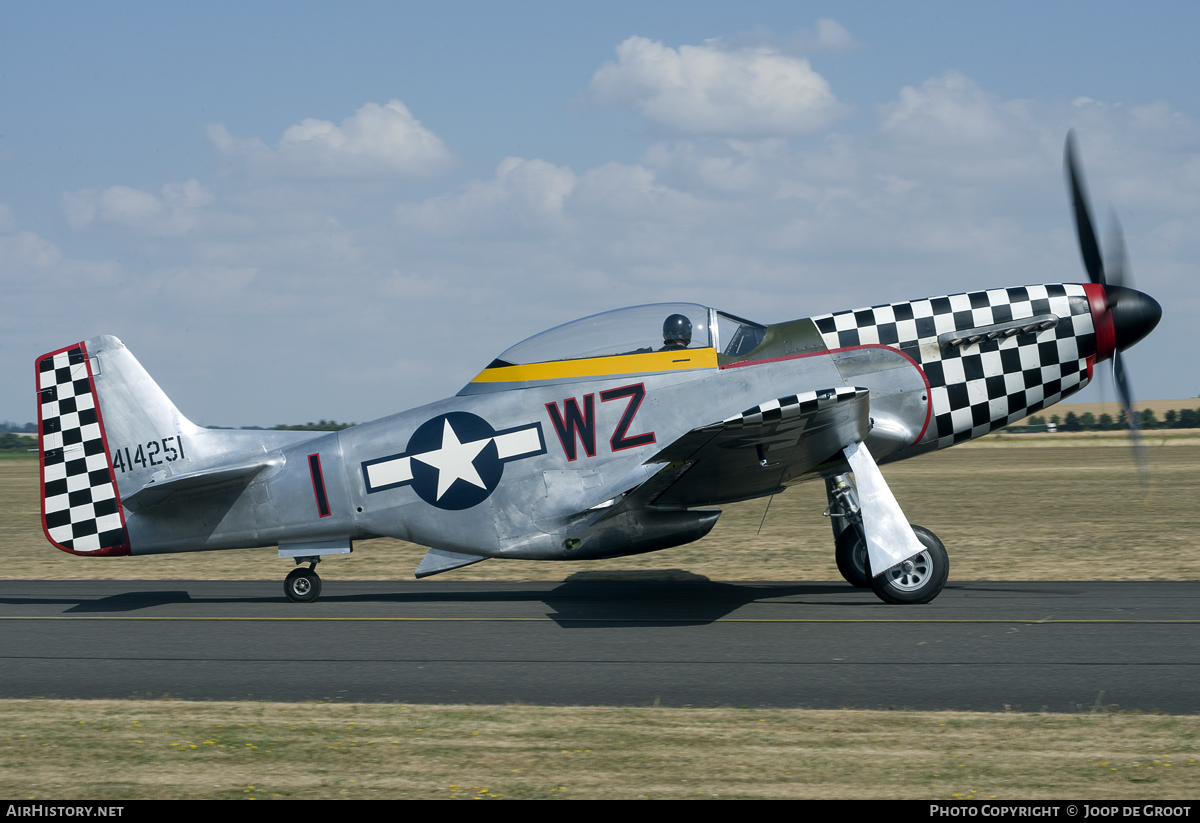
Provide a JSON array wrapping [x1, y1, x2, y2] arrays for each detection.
[[663, 313, 692, 344]]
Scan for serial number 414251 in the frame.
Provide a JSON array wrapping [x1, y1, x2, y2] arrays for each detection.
[[112, 436, 186, 473]]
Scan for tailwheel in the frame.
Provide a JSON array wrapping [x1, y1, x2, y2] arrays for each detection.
[[869, 525, 948, 605], [284, 566, 322, 603]]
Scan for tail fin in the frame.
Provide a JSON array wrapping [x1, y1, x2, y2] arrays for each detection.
[[36, 335, 206, 555], [75, 335, 203, 454], [37, 338, 133, 555]]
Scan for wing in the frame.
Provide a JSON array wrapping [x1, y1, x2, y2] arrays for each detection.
[[602, 386, 869, 517]]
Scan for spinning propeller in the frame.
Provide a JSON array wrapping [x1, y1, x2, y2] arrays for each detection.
[[1064, 130, 1162, 488]]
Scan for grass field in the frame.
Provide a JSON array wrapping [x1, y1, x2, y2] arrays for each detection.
[[3, 436, 1198, 581], [4, 439, 1199, 800], [3, 701, 1199, 800]]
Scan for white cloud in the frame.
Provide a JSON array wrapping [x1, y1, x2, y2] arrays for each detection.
[[60, 189, 98, 230], [395, 156, 576, 237], [590, 36, 850, 136], [0, 223, 124, 346], [151, 265, 259, 302], [0, 228, 64, 270], [813, 18, 856, 50], [95, 187, 164, 227], [871, 72, 1060, 188], [208, 100, 455, 178], [0, 204, 123, 285], [14, 71, 1200, 428], [62, 180, 214, 235], [707, 19, 858, 54], [640, 138, 788, 194], [573, 161, 703, 220], [162, 179, 216, 209], [879, 71, 1034, 149]]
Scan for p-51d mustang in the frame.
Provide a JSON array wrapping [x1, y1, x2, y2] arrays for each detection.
[[36, 135, 1161, 604]]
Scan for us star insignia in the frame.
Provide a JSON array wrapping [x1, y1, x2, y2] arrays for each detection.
[[361, 412, 545, 510]]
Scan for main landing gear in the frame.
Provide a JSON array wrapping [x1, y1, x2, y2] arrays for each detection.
[[284, 562, 322, 603], [824, 474, 949, 605]]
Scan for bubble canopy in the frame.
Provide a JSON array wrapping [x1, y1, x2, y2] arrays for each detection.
[[494, 303, 716, 366]]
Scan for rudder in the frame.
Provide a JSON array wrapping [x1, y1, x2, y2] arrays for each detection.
[[36, 340, 130, 555]]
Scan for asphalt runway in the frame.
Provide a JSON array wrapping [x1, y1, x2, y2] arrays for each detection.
[[1, 579, 1197, 712]]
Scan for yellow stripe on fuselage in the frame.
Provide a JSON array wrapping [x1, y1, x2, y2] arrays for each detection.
[[470, 348, 718, 384]]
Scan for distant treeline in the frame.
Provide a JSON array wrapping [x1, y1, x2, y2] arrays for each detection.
[[206, 420, 357, 432], [1026, 407, 1200, 431], [272, 420, 356, 431], [0, 422, 36, 433], [0, 433, 36, 452]]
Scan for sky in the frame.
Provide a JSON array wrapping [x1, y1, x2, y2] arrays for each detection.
[[2, 1, 1198, 427]]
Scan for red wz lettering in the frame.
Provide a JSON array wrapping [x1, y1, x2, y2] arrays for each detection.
[[546, 383, 655, 461]]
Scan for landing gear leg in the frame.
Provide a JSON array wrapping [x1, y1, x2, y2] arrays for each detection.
[[825, 471, 950, 602], [284, 559, 322, 603], [825, 474, 870, 588]]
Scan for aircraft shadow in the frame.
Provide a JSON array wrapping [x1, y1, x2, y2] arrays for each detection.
[[539, 573, 853, 627], [5, 573, 888, 623], [311, 572, 875, 626], [0, 573, 881, 621]]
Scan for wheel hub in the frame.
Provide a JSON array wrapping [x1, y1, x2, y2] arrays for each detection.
[[885, 550, 932, 592]]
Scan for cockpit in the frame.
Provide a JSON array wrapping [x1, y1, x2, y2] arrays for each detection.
[[489, 303, 766, 367], [462, 303, 767, 393]]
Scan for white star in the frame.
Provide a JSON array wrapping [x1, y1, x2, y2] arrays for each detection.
[[412, 419, 491, 501]]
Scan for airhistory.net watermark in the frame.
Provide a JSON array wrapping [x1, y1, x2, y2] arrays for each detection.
[[5, 807, 123, 817]]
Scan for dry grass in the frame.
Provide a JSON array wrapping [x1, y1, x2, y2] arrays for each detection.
[[2, 700, 1198, 800], [3, 439, 1198, 582], [5, 442, 1200, 801]]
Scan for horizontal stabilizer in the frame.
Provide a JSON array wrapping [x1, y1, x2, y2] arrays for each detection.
[[416, 548, 488, 578], [122, 461, 271, 511], [842, 441, 924, 575]]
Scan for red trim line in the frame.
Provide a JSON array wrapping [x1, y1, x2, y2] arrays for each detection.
[[1084, 282, 1115, 363], [721, 344, 933, 446]]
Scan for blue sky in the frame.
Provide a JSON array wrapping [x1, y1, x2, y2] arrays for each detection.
[[3, 2, 1198, 426]]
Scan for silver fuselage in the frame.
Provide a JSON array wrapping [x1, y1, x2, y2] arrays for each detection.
[[83, 283, 1097, 561]]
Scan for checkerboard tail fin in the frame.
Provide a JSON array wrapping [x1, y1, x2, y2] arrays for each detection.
[[36, 335, 202, 556], [36, 338, 132, 555]]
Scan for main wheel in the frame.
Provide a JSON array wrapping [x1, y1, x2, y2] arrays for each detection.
[[835, 527, 871, 588], [869, 525, 948, 605], [284, 567, 322, 603]]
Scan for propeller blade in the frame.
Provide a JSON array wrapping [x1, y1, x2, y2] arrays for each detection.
[[1105, 208, 1130, 291], [1113, 350, 1149, 494], [1065, 130, 1106, 285], [1066, 132, 1152, 493]]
